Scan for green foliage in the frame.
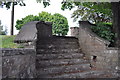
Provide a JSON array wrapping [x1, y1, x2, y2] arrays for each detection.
[[0, 26, 7, 35], [91, 22, 115, 43], [36, 0, 50, 8], [52, 13, 69, 35], [100, 22, 112, 26], [16, 15, 35, 30], [0, 0, 51, 9], [15, 11, 69, 36], [82, 2, 112, 16], [61, 2, 74, 10], [61, 2, 112, 23], [0, 1, 26, 9], [38, 12, 53, 21], [0, 21, 7, 35]]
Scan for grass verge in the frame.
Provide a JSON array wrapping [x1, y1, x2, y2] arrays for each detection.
[[0, 35, 21, 48]]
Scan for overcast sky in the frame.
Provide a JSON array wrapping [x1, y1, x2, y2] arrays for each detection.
[[0, 0, 78, 35]]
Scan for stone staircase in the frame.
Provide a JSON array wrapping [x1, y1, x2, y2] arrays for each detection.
[[36, 36, 117, 78]]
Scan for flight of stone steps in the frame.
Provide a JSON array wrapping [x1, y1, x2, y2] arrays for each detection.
[[36, 36, 118, 78]]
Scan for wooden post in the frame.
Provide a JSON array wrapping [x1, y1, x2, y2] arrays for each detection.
[[10, 2, 14, 35]]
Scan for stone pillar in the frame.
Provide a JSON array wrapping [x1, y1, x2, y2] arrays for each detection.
[[112, 2, 120, 75], [36, 21, 52, 50], [70, 27, 79, 38], [36, 21, 52, 39]]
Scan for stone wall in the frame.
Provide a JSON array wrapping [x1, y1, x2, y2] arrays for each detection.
[[71, 21, 118, 70], [1, 48, 36, 79]]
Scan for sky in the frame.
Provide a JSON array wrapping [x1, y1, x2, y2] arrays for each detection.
[[0, 0, 78, 35]]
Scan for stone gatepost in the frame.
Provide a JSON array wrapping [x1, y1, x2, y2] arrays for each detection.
[[36, 21, 52, 51], [36, 21, 52, 39]]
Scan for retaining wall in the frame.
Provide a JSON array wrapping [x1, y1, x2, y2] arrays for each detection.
[[71, 21, 118, 70], [1, 48, 36, 79]]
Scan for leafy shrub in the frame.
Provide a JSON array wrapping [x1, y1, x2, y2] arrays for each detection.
[[0, 25, 7, 35], [15, 12, 69, 36], [0, 21, 7, 35]]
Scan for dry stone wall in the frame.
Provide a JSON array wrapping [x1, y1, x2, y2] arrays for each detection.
[[0, 21, 52, 79], [1, 48, 36, 79], [71, 21, 118, 70]]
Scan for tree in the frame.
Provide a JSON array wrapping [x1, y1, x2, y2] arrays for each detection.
[[0, 20, 7, 35], [52, 13, 69, 35], [0, 0, 51, 35], [0, 1, 26, 35], [111, 2, 120, 47], [15, 11, 69, 36], [36, 0, 50, 7], [61, 2, 112, 23], [61, 2, 120, 45]]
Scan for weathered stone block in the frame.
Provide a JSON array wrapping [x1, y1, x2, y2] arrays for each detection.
[[36, 21, 52, 39], [1, 48, 36, 78]]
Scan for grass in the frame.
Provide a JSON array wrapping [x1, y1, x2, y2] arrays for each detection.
[[0, 35, 21, 48]]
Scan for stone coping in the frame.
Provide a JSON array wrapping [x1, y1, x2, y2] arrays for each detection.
[[79, 21, 110, 46], [0, 48, 36, 57]]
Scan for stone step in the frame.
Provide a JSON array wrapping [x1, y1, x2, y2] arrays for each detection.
[[84, 72, 118, 78], [36, 53, 84, 60], [37, 63, 91, 77], [37, 37, 78, 40], [37, 37, 78, 44], [52, 35, 77, 39], [53, 38, 78, 41], [37, 49, 80, 54], [37, 41, 79, 45], [96, 72, 118, 78], [36, 58, 89, 68], [37, 69, 111, 78], [52, 70, 110, 78], [42, 36, 78, 41], [37, 44, 79, 49]]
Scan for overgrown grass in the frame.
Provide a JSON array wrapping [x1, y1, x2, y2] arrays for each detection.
[[0, 35, 20, 48]]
